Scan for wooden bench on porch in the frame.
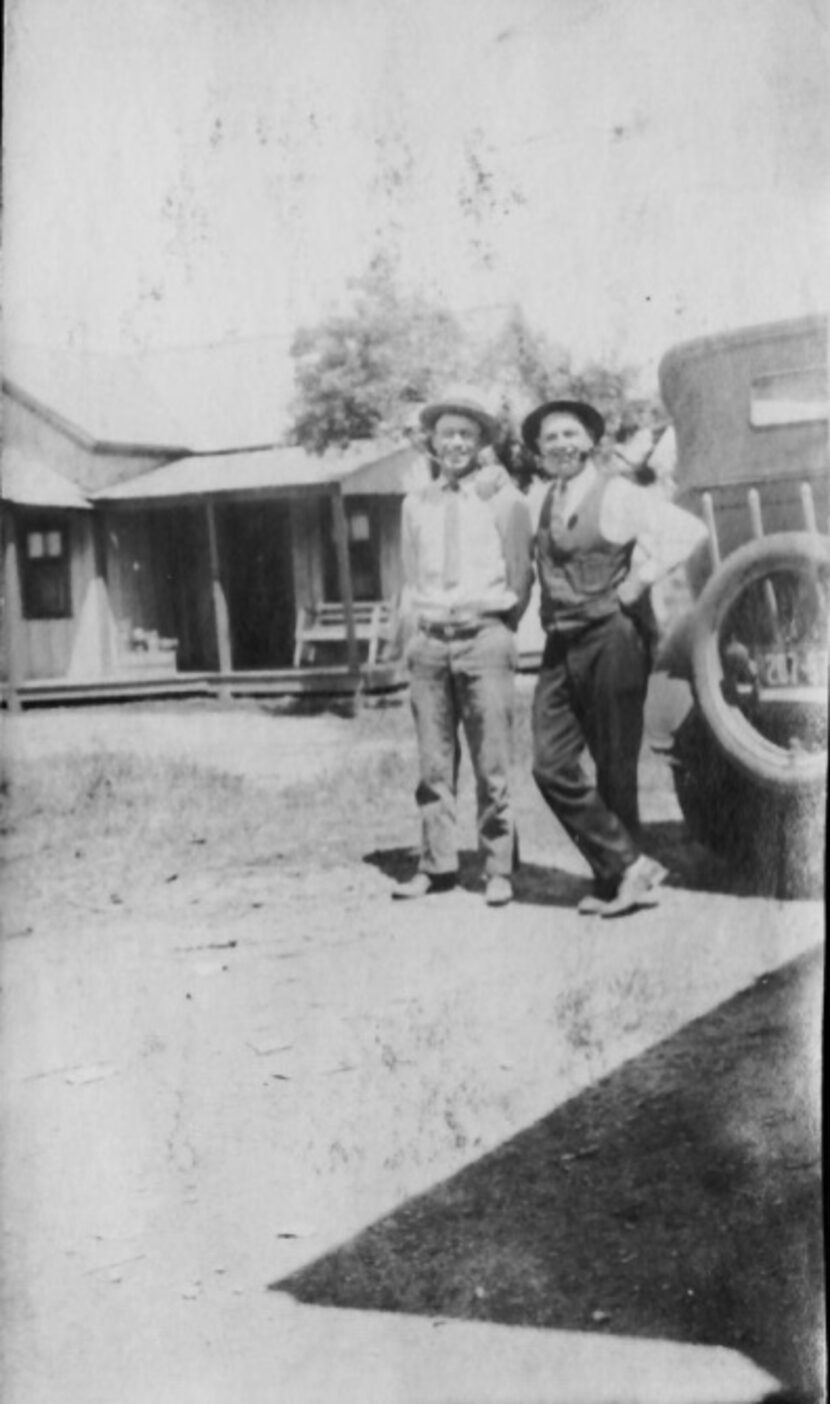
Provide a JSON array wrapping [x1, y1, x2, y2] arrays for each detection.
[[293, 601, 393, 669]]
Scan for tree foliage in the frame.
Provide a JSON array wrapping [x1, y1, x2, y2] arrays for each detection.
[[290, 256, 470, 452], [471, 304, 571, 411], [288, 258, 656, 458]]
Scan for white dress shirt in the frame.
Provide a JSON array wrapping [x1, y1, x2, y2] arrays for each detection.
[[401, 474, 529, 621]]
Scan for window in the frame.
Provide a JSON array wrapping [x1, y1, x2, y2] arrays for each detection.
[[323, 500, 381, 601], [750, 365, 828, 428], [21, 518, 71, 619], [348, 511, 371, 544]]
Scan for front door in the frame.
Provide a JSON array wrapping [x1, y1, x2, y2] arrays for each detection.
[[223, 502, 294, 668]]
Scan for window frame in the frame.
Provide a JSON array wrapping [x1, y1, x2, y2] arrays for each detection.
[[323, 497, 382, 602], [19, 513, 73, 620], [749, 363, 828, 430]]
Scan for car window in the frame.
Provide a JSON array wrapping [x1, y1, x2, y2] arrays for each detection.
[[750, 365, 828, 428]]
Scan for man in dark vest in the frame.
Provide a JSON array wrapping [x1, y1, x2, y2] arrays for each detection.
[[523, 399, 706, 916]]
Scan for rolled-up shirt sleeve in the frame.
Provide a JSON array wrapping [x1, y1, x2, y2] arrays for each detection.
[[601, 477, 709, 587]]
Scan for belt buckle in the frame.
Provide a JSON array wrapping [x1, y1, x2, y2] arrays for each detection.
[[421, 614, 476, 639]]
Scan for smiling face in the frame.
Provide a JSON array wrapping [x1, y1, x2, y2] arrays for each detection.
[[432, 412, 485, 481], [536, 412, 595, 481]]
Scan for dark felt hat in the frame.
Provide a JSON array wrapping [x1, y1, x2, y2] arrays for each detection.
[[420, 395, 498, 444], [521, 399, 606, 449]]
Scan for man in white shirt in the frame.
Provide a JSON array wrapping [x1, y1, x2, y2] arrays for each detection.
[[393, 394, 534, 906], [522, 398, 707, 916]]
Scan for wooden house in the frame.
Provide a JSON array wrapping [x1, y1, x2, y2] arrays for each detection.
[[1, 346, 427, 708]]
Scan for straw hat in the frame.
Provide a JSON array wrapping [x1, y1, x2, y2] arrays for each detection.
[[420, 391, 499, 444]]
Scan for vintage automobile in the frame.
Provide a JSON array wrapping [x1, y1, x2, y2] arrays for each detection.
[[655, 314, 828, 894]]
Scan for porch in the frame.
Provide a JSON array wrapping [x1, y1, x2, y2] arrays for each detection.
[[3, 662, 403, 707], [2, 442, 422, 709]]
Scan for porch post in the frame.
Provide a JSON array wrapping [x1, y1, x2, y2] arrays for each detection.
[[92, 514, 113, 676], [205, 500, 233, 682], [2, 509, 25, 712], [331, 484, 359, 677]]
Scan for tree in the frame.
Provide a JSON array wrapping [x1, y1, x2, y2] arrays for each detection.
[[289, 256, 470, 452], [288, 257, 660, 462], [569, 362, 638, 435], [471, 304, 571, 412]]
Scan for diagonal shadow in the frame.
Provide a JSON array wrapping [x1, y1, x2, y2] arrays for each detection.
[[273, 946, 824, 1401]]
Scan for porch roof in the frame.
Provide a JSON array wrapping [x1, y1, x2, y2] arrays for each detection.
[[1, 448, 93, 509], [91, 441, 428, 506]]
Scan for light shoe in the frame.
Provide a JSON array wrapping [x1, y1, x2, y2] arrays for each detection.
[[578, 891, 612, 916], [391, 872, 456, 900], [484, 875, 514, 907], [599, 856, 669, 919]]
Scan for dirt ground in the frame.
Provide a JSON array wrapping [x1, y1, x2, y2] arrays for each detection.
[[0, 679, 824, 1403]]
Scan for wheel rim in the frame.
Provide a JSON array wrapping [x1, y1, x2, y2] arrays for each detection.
[[702, 554, 828, 783]]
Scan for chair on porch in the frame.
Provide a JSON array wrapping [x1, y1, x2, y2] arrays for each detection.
[[293, 601, 393, 669]]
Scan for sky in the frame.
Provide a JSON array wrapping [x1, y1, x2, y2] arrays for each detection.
[[4, 0, 829, 389]]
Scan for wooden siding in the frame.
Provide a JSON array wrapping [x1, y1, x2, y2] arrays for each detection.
[[290, 499, 325, 612], [103, 507, 219, 670], [3, 485, 407, 691], [66, 516, 119, 679], [8, 510, 113, 681], [377, 497, 403, 601], [105, 512, 164, 650], [160, 507, 218, 671]]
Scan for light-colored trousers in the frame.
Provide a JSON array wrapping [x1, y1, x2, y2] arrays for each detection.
[[407, 620, 518, 877]]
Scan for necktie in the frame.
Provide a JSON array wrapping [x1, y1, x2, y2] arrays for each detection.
[[442, 485, 462, 590], [549, 479, 568, 535]]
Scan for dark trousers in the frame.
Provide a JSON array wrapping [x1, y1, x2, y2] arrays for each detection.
[[532, 611, 649, 888], [408, 621, 517, 877]]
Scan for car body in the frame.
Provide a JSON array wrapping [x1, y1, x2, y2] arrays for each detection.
[[655, 314, 828, 892]]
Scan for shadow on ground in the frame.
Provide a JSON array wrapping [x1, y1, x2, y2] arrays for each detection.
[[273, 947, 824, 1401], [258, 690, 408, 721], [364, 820, 794, 904], [364, 846, 594, 907], [638, 820, 766, 898], [258, 697, 362, 720]]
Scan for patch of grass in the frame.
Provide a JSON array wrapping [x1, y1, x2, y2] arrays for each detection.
[[281, 743, 412, 826], [0, 683, 685, 914], [0, 725, 419, 910]]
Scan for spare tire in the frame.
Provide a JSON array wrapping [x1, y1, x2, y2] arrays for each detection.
[[690, 532, 829, 791]]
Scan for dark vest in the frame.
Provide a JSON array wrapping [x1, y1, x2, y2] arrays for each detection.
[[536, 475, 633, 634]]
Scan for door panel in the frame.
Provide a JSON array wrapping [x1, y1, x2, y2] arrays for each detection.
[[223, 503, 295, 668]]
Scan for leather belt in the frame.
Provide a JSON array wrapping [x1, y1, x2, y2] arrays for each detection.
[[418, 615, 504, 641]]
